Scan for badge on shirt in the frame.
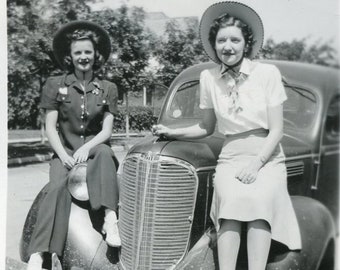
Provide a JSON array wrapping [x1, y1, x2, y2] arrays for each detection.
[[58, 87, 68, 95], [92, 82, 102, 95]]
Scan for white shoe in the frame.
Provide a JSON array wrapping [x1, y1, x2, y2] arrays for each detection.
[[51, 253, 62, 270], [27, 252, 43, 270], [102, 214, 121, 247]]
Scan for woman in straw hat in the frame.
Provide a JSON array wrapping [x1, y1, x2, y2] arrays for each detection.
[[27, 21, 121, 270], [153, 2, 301, 269]]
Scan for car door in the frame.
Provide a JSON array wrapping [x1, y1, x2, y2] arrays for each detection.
[[312, 94, 340, 229]]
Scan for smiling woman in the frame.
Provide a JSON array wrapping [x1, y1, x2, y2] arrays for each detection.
[[153, 2, 302, 270], [25, 21, 122, 270], [70, 39, 95, 73]]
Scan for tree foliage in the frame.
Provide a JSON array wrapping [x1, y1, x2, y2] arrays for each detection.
[[262, 38, 339, 68], [8, 0, 55, 128], [7, 1, 156, 129], [87, 6, 156, 99], [7, 1, 339, 129], [154, 20, 209, 86]]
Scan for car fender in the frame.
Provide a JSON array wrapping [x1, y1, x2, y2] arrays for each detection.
[[20, 185, 118, 269], [267, 196, 336, 269], [174, 196, 336, 270]]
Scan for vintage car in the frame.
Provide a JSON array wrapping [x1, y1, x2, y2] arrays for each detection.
[[20, 60, 339, 270]]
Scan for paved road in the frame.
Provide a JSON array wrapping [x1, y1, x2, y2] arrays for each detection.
[[6, 149, 128, 262]]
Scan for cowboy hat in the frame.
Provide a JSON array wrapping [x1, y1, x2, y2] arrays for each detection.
[[52, 20, 111, 69], [199, 1, 264, 62]]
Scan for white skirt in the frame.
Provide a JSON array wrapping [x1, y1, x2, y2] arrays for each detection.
[[210, 129, 301, 250]]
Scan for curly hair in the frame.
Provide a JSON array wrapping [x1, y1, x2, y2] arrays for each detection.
[[208, 13, 254, 61], [63, 29, 105, 72]]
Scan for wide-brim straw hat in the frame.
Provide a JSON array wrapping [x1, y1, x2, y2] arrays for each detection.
[[53, 20, 111, 69], [199, 1, 264, 62]]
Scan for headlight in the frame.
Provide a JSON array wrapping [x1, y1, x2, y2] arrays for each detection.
[[67, 163, 89, 201]]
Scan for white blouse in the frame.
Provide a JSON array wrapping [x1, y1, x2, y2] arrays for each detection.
[[199, 58, 287, 135]]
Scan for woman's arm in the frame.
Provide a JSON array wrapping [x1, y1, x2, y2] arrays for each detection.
[[236, 104, 284, 184], [153, 108, 216, 140], [73, 112, 113, 163], [257, 104, 284, 163], [45, 109, 76, 169]]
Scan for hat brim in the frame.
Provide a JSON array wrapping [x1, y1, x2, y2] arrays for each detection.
[[200, 1, 264, 63], [52, 20, 111, 69]]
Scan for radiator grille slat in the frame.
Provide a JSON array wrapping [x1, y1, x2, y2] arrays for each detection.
[[119, 154, 198, 270], [286, 161, 305, 177]]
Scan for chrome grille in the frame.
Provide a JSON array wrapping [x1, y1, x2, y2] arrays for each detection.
[[119, 153, 198, 270]]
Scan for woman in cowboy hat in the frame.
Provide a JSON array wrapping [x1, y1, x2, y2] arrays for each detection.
[[27, 21, 121, 270], [153, 2, 301, 269]]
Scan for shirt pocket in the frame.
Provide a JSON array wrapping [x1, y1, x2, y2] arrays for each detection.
[[96, 96, 110, 107], [56, 93, 71, 103]]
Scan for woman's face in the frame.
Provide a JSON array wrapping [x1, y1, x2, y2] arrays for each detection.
[[70, 39, 95, 73], [214, 26, 246, 66]]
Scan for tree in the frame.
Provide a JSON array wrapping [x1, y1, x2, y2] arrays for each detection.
[[86, 6, 157, 136], [7, 0, 96, 130], [262, 38, 339, 68], [154, 20, 209, 86], [7, 0, 156, 136], [7, 0, 54, 129]]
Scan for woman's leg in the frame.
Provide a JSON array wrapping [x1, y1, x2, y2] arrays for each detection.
[[247, 220, 271, 270], [27, 158, 71, 269], [87, 144, 119, 211], [217, 219, 242, 270], [28, 158, 71, 256], [87, 144, 121, 246]]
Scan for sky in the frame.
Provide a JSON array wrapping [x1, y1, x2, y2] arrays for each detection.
[[92, 0, 340, 49]]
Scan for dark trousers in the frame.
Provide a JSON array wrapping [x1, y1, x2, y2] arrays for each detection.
[[28, 144, 119, 256]]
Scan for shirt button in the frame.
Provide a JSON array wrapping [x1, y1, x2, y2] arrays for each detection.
[[81, 96, 84, 99], [102, 99, 106, 104], [81, 105, 84, 109], [62, 97, 65, 100], [80, 135, 84, 139], [81, 116, 84, 119], [80, 125, 84, 129]]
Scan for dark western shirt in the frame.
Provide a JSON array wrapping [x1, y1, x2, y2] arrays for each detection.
[[40, 73, 118, 152]]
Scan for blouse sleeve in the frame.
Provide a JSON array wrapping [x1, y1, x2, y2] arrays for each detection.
[[264, 65, 287, 107], [106, 82, 118, 114], [199, 70, 214, 109], [40, 77, 59, 110]]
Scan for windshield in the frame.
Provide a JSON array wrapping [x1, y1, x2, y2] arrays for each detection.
[[168, 80, 317, 130], [283, 85, 317, 129], [169, 81, 203, 119]]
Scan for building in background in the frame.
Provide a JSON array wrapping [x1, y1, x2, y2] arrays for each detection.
[[144, 12, 198, 38]]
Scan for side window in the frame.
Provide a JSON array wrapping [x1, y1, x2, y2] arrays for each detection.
[[283, 85, 317, 129], [169, 81, 203, 119], [324, 95, 340, 142]]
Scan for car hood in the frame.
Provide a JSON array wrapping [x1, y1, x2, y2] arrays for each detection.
[[127, 135, 221, 169], [127, 132, 312, 169]]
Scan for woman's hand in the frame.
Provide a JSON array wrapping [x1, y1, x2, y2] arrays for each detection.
[[60, 154, 76, 169], [152, 124, 173, 138], [73, 145, 90, 164], [235, 158, 263, 184]]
